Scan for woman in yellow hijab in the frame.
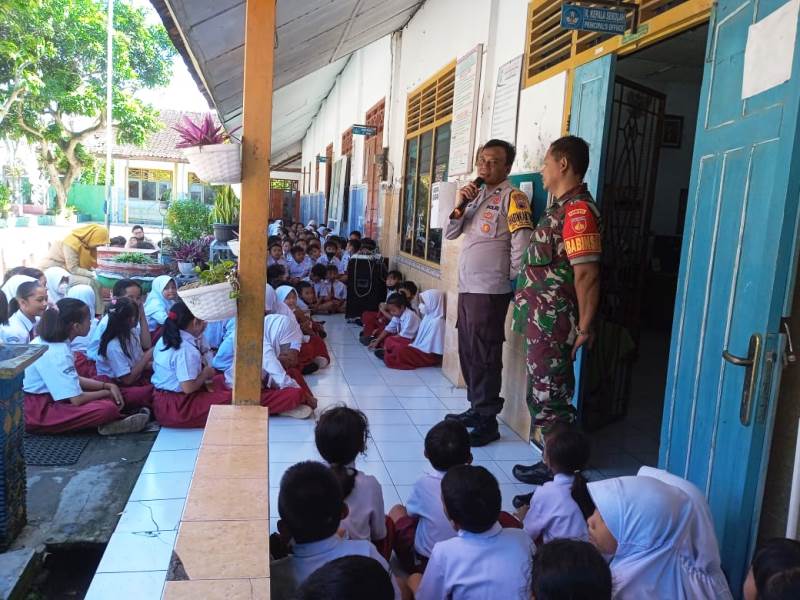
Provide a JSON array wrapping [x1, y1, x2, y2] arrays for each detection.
[[40, 225, 109, 314]]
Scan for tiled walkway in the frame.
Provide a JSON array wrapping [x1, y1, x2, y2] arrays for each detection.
[[85, 314, 541, 599]]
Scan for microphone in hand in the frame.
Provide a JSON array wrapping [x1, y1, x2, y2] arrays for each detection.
[[456, 177, 485, 212]]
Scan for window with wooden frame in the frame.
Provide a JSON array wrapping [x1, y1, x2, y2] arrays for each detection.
[[400, 62, 455, 265], [523, 0, 710, 87], [127, 168, 173, 202]]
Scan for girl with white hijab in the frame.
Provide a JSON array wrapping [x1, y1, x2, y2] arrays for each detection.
[[1, 274, 36, 306], [144, 275, 177, 332], [587, 475, 733, 599], [273, 284, 330, 372], [44, 267, 72, 306], [384, 289, 445, 370]]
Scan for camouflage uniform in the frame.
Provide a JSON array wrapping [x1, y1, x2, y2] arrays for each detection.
[[513, 184, 601, 432]]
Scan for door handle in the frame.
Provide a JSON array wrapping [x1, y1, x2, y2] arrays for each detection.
[[722, 333, 762, 426]]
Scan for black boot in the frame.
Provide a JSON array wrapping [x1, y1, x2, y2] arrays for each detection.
[[445, 408, 482, 428], [512, 461, 554, 485], [512, 491, 535, 509], [469, 417, 500, 447]]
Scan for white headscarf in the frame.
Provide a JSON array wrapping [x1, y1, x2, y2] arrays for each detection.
[[268, 219, 283, 236], [265, 285, 303, 343], [261, 314, 300, 390], [637, 467, 733, 599], [588, 476, 722, 600], [1, 275, 36, 301], [67, 284, 98, 353], [410, 289, 445, 354], [307, 219, 317, 230], [144, 275, 175, 328], [44, 267, 71, 304], [276, 285, 298, 308]]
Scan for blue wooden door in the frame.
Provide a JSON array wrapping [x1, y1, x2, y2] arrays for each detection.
[[661, 0, 800, 587], [569, 54, 616, 408]]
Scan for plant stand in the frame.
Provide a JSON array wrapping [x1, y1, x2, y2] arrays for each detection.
[[209, 240, 235, 264]]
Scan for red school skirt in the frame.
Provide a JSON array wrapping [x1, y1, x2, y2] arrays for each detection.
[[152, 374, 232, 428], [361, 311, 388, 338], [383, 336, 442, 371], [73, 352, 97, 378], [94, 375, 154, 409], [24, 392, 122, 434], [297, 334, 330, 368], [259, 385, 305, 414]]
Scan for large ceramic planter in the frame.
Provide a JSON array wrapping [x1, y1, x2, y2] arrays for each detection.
[[212, 223, 237, 243], [177, 261, 196, 277], [183, 144, 241, 184]]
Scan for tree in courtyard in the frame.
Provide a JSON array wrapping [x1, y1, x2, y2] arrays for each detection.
[[0, 0, 175, 209]]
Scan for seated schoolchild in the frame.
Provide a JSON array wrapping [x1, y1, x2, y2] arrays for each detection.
[[408, 465, 534, 599], [532, 539, 612, 600], [203, 317, 234, 352], [317, 240, 342, 271], [515, 427, 590, 544], [340, 238, 361, 278], [88, 279, 152, 363], [587, 474, 733, 599], [383, 289, 444, 370], [268, 241, 288, 268], [143, 275, 176, 336], [212, 318, 235, 373], [275, 285, 329, 374], [398, 280, 419, 313], [293, 555, 394, 600], [286, 246, 313, 283], [23, 298, 149, 435], [295, 281, 317, 314], [314, 265, 346, 314], [0, 278, 47, 344], [745, 538, 800, 600], [94, 297, 155, 408], [270, 461, 402, 599], [308, 263, 327, 289], [150, 301, 231, 428], [359, 269, 402, 344], [368, 293, 420, 356], [315, 407, 390, 557], [67, 285, 100, 377], [44, 266, 71, 306], [268, 263, 290, 289], [2, 266, 46, 290], [307, 245, 322, 264]]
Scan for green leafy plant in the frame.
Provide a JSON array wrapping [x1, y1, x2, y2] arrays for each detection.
[[112, 252, 155, 265], [0, 182, 10, 218], [208, 185, 240, 225], [165, 199, 211, 242], [182, 260, 239, 299]]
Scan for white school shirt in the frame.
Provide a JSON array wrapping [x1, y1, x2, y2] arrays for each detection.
[[0, 310, 38, 344], [23, 338, 82, 400], [87, 315, 142, 361], [340, 251, 351, 274], [316, 254, 342, 271], [70, 317, 98, 355], [522, 473, 588, 543], [280, 535, 400, 600], [286, 255, 313, 279], [268, 256, 288, 268], [407, 469, 457, 557], [416, 523, 534, 600], [384, 308, 420, 339], [315, 279, 347, 301], [95, 330, 143, 379], [336, 464, 387, 542], [151, 330, 202, 392]]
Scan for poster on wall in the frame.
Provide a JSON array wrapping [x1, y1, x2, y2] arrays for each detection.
[[512, 71, 568, 173], [489, 54, 523, 144], [448, 44, 483, 176]]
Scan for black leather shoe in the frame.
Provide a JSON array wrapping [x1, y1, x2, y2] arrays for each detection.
[[301, 362, 320, 375], [375, 349, 385, 360], [512, 461, 554, 485], [445, 408, 482, 428], [359, 335, 373, 346], [512, 491, 534, 509], [469, 418, 500, 447]]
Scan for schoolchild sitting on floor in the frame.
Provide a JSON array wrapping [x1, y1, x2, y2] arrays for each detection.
[[383, 289, 444, 370], [317, 240, 342, 271], [293, 556, 394, 600], [295, 281, 318, 313], [44, 266, 71, 306], [368, 293, 420, 357], [143, 275, 177, 337], [274, 285, 329, 375], [532, 539, 612, 600], [744, 538, 800, 600], [397, 280, 419, 313], [308, 263, 327, 289], [314, 265, 346, 314], [23, 298, 149, 435], [268, 263, 290, 288], [307, 245, 322, 264], [408, 465, 534, 600], [270, 461, 402, 599], [359, 269, 402, 343], [315, 407, 391, 558], [0, 278, 47, 344], [269, 241, 288, 267], [87, 279, 152, 367], [66, 285, 100, 377], [286, 246, 313, 283], [150, 301, 231, 428]]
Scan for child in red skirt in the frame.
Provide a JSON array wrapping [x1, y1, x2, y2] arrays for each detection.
[[150, 301, 231, 428], [22, 298, 149, 435], [383, 289, 444, 370], [67, 284, 100, 378], [276, 285, 330, 375], [94, 297, 155, 408], [359, 270, 403, 345], [369, 293, 420, 357], [144, 275, 177, 339]]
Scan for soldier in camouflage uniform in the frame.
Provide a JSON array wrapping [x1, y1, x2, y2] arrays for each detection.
[[511, 136, 601, 487]]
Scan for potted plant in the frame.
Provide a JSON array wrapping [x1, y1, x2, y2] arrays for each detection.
[[177, 260, 239, 321], [172, 114, 241, 184], [208, 185, 240, 243], [173, 240, 208, 276], [165, 199, 210, 244]]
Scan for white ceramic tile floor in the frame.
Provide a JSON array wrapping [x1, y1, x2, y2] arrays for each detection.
[[84, 571, 168, 600]]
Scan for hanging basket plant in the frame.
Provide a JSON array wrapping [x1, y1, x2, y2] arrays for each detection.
[[172, 114, 242, 184], [177, 260, 239, 322]]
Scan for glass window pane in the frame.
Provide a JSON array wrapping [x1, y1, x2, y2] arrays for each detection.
[[401, 138, 418, 255], [158, 182, 172, 202], [127, 180, 140, 200], [141, 181, 156, 201], [427, 122, 451, 263], [413, 130, 433, 258], [190, 191, 202, 202], [204, 186, 217, 204]]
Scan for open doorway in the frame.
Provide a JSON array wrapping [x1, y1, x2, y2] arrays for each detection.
[[581, 25, 707, 478]]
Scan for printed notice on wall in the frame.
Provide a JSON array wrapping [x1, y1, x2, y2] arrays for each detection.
[[489, 55, 523, 144], [448, 45, 483, 176], [742, 0, 799, 99]]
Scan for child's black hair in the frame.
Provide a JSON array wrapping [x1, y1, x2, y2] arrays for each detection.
[[545, 427, 594, 519], [269, 240, 282, 251], [99, 297, 139, 360], [3, 266, 44, 283], [441, 465, 500, 533], [278, 461, 343, 544], [291, 245, 305, 256], [325, 264, 339, 276], [324, 240, 339, 251], [386, 292, 408, 309], [112, 278, 142, 298], [386, 270, 403, 281], [295, 281, 313, 293], [109, 236, 127, 247], [38, 298, 88, 343], [267, 264, 287, 287], [532, 539, 611, 600], [347, 239, 362, 253], [310, 263, 327, 279], [361, 238, 376, 250], [349, 230, 362, 239], [763, 568, 800, 600], [8, 280, 44, 317], [315, 406, 369, 498], [160, 301, 197, 351], [753, 538, 800, 598], [398, 281, 418, 297], [294, 555, 393, 600], [425, 420, 471, 471], [0, 290, 7, 326]]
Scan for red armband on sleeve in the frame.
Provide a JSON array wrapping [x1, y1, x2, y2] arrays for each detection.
[[563, 201, 601, 262]]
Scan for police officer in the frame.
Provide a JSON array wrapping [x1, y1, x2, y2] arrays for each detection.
[[445, 139, 533, 446], [511, 135, 601, 486]]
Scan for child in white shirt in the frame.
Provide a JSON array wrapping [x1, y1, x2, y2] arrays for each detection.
[[286, 246, 313, 282], [143, 275, 177, 333], [317, 240, 342, 271], [0, 278, 47, 344], [409, 465, 534, 600], [532, 539, 612, 600], [268, 241, 288, 268], [315, 406, 389, 555], [369, 293, 420, 357], [293, 555, 395, 600], [315, 265, 347, 314]]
